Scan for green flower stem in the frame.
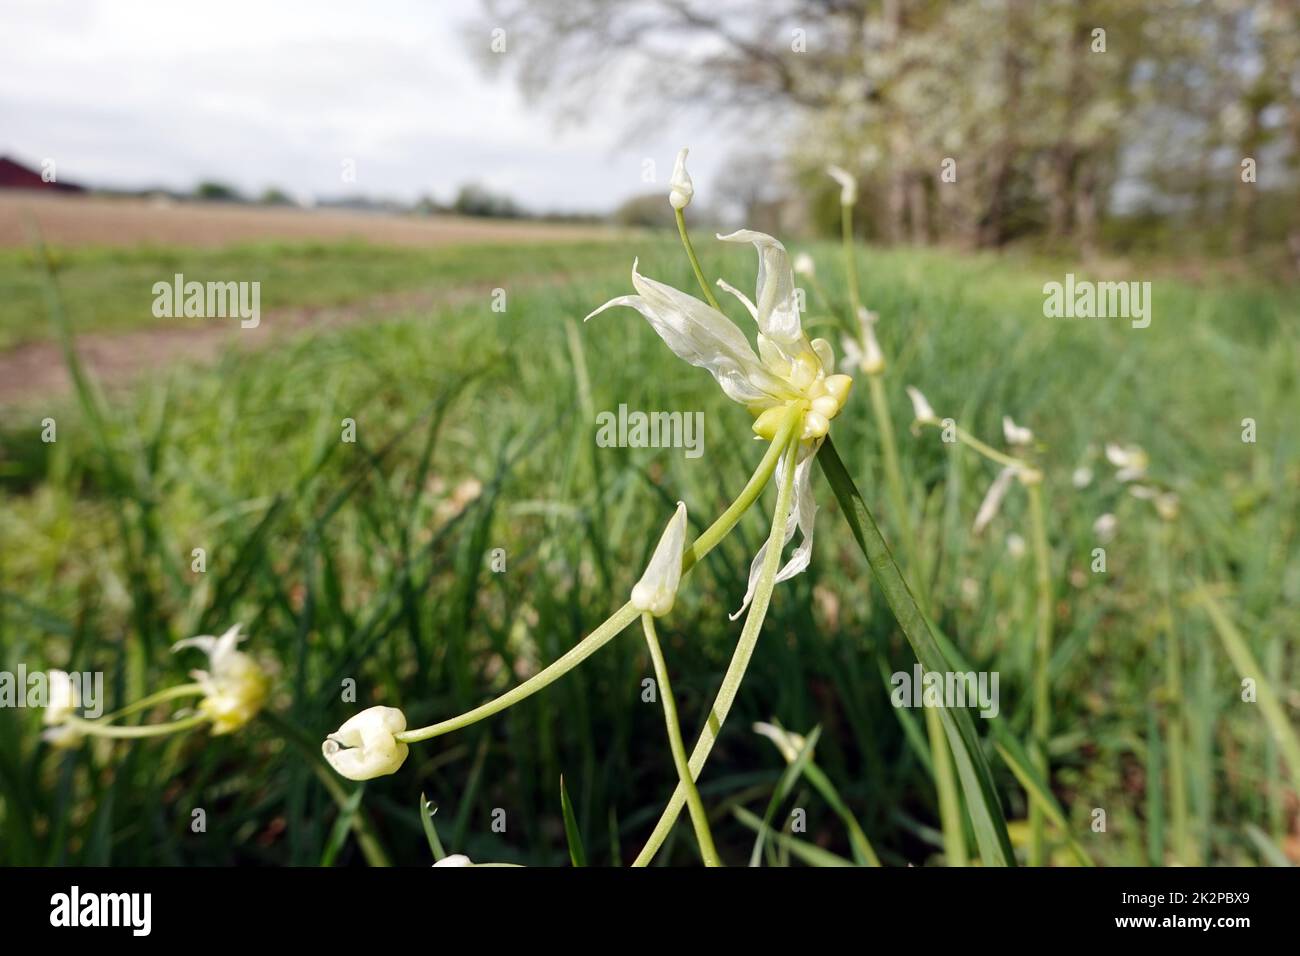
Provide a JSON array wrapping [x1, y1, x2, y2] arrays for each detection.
[[954, 426, 1030, 472], [1154, 523, 1189, 864], [97, 683, 205, 724], [1026, 481, 1054, 866], [676, 208, 723, 311], [817, 436, 1015, 866], [67, 713, 209, 738], [397, 407, 803, 746], [632, 434, 801, 866], [641, 612, 722, 866], [840, 202, 862, 317], [866, 374, 919, 584]]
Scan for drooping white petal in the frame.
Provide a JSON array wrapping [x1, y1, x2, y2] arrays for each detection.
[[715, 229, 803, 346], [810, 338, 835, 375], [973, 466, 1018, 534], [586, 261, 789, 406], [730, 442, 819, 620], [631, 501, 687, 617], [668, 147, 694, 210], [323, 706, 409, 781], [826, 165, 858, 205]]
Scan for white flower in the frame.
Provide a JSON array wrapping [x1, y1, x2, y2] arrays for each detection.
[[43, 670, 79, 726], [826, 164, 858, 205], [753, 721, 810, 763], [323, 706, 409, 781], [842, 307, 885, 375], [1002, 416, 1033, 446], [586, 230, 852, 444], [632, 502, 687, 617], [1005, 533, 1027, 559], [173, 625, 268, 735], [1093, 513, 1117, 541], [906, 386, 939, 425], [1105, 442, 1149, 482], [433, 854, 473, 867], [587, 229, 853, 621], [668, 147, 694, 210], [792, 252, 816, 278], [1072, 466, 1093, 489]]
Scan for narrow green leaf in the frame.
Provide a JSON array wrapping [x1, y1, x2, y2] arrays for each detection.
[[750, 725, 823, 866], [818, 437, 1015, 867], [420, 793, 447, 862], [733, 807, 855, 867], [560, 774, 587, 867], [993, 728, 1094, 866]]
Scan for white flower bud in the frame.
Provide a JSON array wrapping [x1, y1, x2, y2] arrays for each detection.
[[323, 706, 410, 780], [793, 253, 816, 278], [631, 502, 687, 617], [1072, 466, 1093, 489], [906, 386, 939, 425], [433, 854, 473, 867], [668, 147, 694, 210], [1105, 442, 1148, 482], [826, 164, 858, 205], [1093, 513, 1118, 541], [1002, 415, 1033, 446], [44, 670, 79, 725], [1005, 533, 1027, 559]]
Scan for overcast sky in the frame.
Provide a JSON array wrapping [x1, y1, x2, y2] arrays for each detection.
[[0, 0, 733, 212]]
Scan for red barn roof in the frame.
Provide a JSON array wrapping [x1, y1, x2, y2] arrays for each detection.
[[0, 156, 84, 191]]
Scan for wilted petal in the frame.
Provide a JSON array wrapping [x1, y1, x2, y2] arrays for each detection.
[[753, 720, 810, 763], [716, 229, 802, 346], [631, 502, 687, 617]]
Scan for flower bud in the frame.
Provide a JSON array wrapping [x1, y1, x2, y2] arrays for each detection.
[[668, 148, 694, 210], [631, 502, 687, 617], [826, 165, 858, 206], [906, 386, 939, 425], [793, 253, 816, 278], [1002, 415, 1033, 446], [433, 854, 473, 867], [323, 706, 410, 780]]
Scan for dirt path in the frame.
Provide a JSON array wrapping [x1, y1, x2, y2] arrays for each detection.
[[0, 285, 482, 407]]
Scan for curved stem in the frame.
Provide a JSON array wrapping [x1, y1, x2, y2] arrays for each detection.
[[675, 208, 723, 311], [68, 712, 208, 739], [633, 433, 801, 866], [98, 683, 205, 724], [641, 612, 721, 866], [1026, 481, 1054, 866], [840, 202, 862, 318], [397, 408, 803, 746]]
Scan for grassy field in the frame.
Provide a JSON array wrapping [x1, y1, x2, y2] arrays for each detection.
[[0, 230, 1296, 866]]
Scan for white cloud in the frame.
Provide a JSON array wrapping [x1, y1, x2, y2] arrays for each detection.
[[0, 0, 731, 211]]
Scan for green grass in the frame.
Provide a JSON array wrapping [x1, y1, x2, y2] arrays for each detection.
[[0, 237, 638, 348], [0, 234, 1296, 866]]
